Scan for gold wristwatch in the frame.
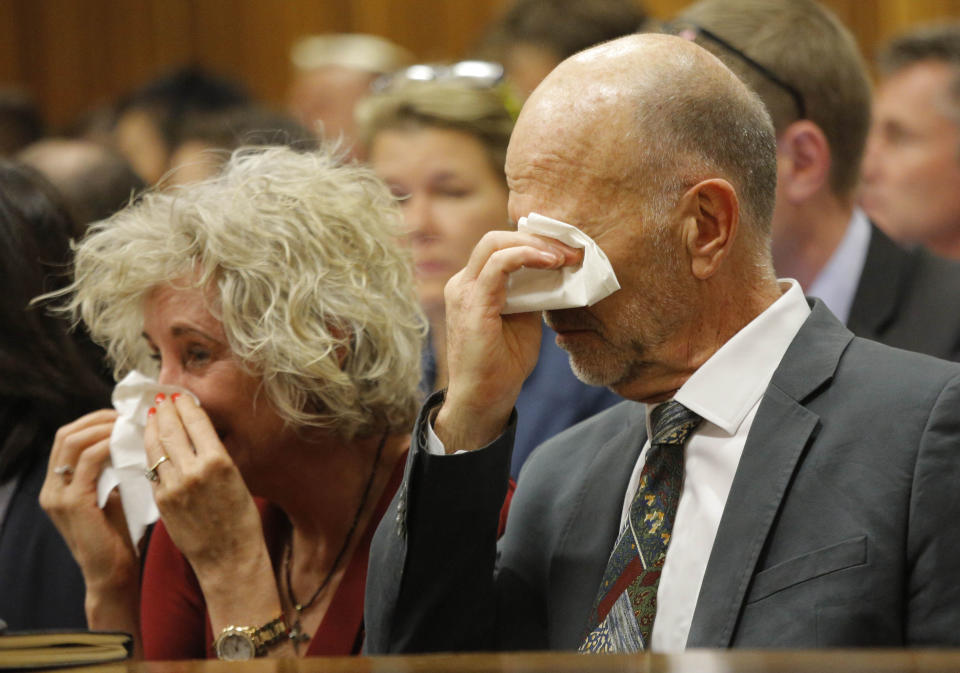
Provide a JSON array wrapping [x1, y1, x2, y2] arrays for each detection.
[[213, 615, 288, 660]]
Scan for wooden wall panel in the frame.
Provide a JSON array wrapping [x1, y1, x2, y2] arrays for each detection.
[[350, 0, 507, 60], [146, 1, 197, 67], [0, 2, 25, 86], [2, 0, 959, 131], [872, 0, 960, 43]]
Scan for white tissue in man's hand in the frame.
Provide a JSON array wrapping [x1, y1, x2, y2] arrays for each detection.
[[502, 212, 620, 314], [97, 370, 199, 549]]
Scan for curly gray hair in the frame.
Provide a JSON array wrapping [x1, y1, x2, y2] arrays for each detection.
[[61, 145, 426, 439]]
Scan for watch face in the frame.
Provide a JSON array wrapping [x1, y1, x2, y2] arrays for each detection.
[[217, 631, 256, 660]]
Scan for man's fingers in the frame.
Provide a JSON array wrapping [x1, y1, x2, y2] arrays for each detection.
[[462, 230, 582, 280], [482, 245, 568, 305], [448, 241, 584, 319]]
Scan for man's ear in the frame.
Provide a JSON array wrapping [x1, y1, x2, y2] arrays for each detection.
[[680, 178, 739, 280], [777, 120, 831, 203]]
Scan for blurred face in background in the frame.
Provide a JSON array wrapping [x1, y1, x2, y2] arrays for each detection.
[[369, 126, 509, 320], [114, 108, 169, 185], [861, 61, 960, 255], [287, 65, 377, 161], [503, 42, 561, 100]]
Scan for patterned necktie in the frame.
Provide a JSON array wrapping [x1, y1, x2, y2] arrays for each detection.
[[579, 400, 703, 653]]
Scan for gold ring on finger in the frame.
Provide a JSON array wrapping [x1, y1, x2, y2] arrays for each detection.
[[144, 455, 170, 482], [53, 464, 75, 480]]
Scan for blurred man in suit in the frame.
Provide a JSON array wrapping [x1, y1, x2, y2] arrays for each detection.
[[678, 0, 960, 361], [861, 22, 960, 261]]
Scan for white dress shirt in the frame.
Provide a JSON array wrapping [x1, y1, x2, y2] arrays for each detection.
[[633, 279, 810, 651], [427, 279, 811, 652], [807, 208, 871, 324]]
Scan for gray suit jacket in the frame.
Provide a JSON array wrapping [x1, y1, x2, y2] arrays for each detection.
[[848, 224, 960, 361], [365, 302, 960, 652]]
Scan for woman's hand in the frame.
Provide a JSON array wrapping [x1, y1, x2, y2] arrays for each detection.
[[144, 393, 268, 592], [144, 393, 284, 645], [40, 408, 143, 653], [40, 409, 138, 594]]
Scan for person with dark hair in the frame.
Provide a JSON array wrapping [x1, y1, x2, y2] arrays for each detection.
[[165, 105, 317, 185], [112, 66, 252, 184], [19, 138, 145, 236], [0, 159, 113, 629], [476, 0, 649, 98], [0, 88, 44, 156]]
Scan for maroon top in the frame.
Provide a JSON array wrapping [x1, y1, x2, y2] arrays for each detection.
[[140, 452, 407, 660]]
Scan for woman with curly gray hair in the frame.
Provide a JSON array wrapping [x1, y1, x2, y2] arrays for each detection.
[[39, 145, 426, 660]]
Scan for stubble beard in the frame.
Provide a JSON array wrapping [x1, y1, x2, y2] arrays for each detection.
[[549, 203, 693, 390], [548, 299, 655, 389], [551, 264, 693, 391]]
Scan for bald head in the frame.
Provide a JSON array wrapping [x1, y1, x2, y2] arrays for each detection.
[[508, 33, 777, 237]]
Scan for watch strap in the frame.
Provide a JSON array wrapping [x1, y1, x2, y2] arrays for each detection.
[[252, 615, 289, 655]]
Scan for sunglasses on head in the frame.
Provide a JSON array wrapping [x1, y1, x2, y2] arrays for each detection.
[[371, 60, 505, 94]]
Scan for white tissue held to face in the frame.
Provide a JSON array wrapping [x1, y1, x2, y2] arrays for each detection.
[[96, 370, 199, 549], [502, 212, 620, 315]]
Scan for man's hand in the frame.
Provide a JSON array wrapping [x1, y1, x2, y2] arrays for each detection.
[[436, 231, 583, 452]]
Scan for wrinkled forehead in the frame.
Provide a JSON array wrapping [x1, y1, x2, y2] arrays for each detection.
[[505, 128, 640, 236], [510, 130, 648, 234], [507, 88, 635, 180]]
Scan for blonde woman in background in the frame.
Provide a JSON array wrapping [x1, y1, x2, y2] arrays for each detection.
[[40, 146, 426, 660], [357, 74, 620, 478]]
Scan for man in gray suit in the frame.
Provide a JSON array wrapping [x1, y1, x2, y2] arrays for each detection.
[[365, 33, 960, 652], [677, 0, 960, 362]]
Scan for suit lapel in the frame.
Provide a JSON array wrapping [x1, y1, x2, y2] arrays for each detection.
[[847, 224, 914, 339], [686, 301, 853, 647], [551, 403, 647, 647]]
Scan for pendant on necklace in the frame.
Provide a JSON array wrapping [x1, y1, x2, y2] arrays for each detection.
[[289, 623, 310, 643], [288, 609, 311, 651]]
